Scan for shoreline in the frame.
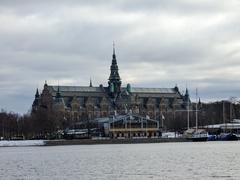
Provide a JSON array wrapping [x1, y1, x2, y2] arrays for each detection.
[[45, 138, 190, 146]]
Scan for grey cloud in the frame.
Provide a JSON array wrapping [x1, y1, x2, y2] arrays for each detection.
[[1, 0, 240, 113]]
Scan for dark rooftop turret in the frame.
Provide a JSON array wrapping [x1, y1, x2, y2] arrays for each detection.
[[174, 84, 179, 92], [54, 85, 65, 106], [35, 88, 40, 98], [44, 80, 48, 89], [183, 88, 191, 108], [56, 85, 61, 99], [185, 88, 189, 97], [32, 88, 40, 109], [90, 78, 93, 87]]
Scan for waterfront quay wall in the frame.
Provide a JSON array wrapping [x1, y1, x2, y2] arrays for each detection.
[[45, 138, 190, 146]]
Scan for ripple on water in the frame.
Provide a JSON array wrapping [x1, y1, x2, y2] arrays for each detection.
[[0, 142, 240, 180]]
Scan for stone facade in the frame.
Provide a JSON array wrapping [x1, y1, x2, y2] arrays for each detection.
[[32, 48, 190, 127]]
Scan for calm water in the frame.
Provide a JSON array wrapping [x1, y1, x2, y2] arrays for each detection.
[[0, 142, 240, 180]]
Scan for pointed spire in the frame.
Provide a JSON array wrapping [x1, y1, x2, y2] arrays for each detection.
[[108, 43, 121, 95], [89, 78, 93, 87], [113, 41, 116, 55], [112, 41, 117, 63], [54, 84, 65, 106], [184, 88, 190, 104], [32, 88, 40, 109], [109, 43, 121, 81], [198, 97, 202, 109], [185, 88, 189, 96], [35, 88, 39, 98], [56, 85, 61, 99]]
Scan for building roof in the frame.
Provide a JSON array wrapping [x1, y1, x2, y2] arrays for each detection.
[[49, 86, 175, 94], [46, 85, 180, 101], [131, 87, 175, 94], [50, 86, 103, 93]]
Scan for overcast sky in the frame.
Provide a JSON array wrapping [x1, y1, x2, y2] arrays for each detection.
[[1, 0, 240, 114]]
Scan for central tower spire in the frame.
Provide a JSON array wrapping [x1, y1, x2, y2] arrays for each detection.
[[108, 43, 121, 95]]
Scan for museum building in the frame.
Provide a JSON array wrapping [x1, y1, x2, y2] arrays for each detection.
[[32, 47, 190, 133]]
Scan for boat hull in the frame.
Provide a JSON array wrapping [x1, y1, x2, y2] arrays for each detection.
[[217, 133, 238, 141], [192, 137, 208, 142]]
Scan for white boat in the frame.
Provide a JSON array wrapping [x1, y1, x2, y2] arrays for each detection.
[[191, 130, 208, 141], [184, 128, 208, 142]]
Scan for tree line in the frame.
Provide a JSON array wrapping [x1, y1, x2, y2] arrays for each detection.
[[1, 101, 240, 139]]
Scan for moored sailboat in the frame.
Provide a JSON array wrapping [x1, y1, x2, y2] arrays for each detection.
[[218, 101, 238, 141], [185, 88, 208, 142]]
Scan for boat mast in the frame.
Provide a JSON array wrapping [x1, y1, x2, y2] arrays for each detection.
[[230, 100, 233, 133], [187, 96, 190, 130], [223, 101, 225, 133], [185, 84, 190, 130], [230, 101, 232, 122], [195, 88, 198, 132]]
